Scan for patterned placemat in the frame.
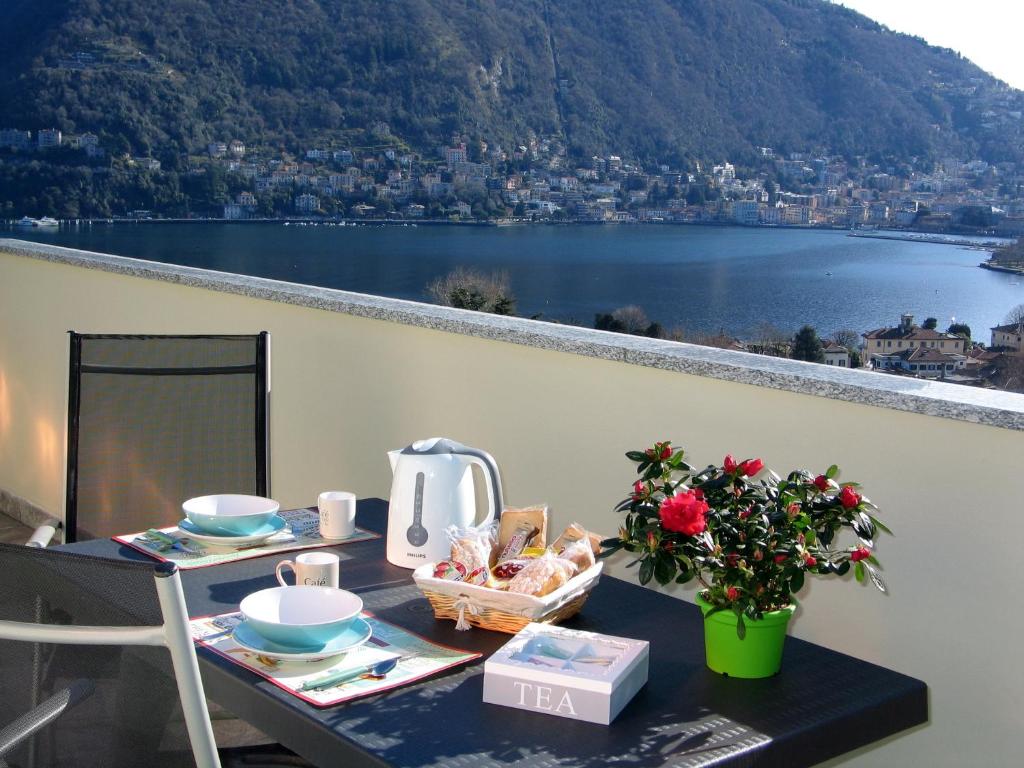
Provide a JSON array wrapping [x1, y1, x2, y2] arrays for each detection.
[[190, 610, 481, 707], [113, 507, 379, 569]]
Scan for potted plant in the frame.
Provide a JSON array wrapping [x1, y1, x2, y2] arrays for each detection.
[[601, 441, 890, 678]]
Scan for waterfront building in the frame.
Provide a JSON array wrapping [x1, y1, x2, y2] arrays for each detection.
[[990, 322, 1024, 352], [37, 128, 62, 149], [870, 346, 966, 378], [294, 193, 320, 214], [862, 314, 967, 365], [822, 341, 850, 367], [0, 128, 31, 150]]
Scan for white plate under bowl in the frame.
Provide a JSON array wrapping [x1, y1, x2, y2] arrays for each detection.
[[178, 515, 286, 546], [232, 617, 372, 661]]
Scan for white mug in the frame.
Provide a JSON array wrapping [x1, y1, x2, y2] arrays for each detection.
[[276, 552, 340, 588], [318, 491, 357, 539]]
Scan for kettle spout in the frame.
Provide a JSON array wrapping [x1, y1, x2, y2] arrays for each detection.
[[387, 449, 401, 473]]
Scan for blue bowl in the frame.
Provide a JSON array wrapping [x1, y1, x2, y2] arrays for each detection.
[[239, 586, 363, 648], [182, 494, 280, 536]]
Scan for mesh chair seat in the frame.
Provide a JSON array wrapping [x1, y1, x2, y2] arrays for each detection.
[[66, 333, 270, 542], [0, 544, 215, 768]]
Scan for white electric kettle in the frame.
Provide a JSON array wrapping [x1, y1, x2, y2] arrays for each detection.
[[386, 437, 504, 568]]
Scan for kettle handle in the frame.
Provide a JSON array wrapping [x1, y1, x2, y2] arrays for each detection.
[[454, 446, 504, 526]]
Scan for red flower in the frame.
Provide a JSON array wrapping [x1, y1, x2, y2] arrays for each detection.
[[738, 506, 753, 520], [659, 490, 708, 536], [660, 444, 672, 459], [726, 587, 740, 601], [723, 454, 738, 473], [839, 486, 861, 509], [739, 458, 764, 477], [804, 554, 818, 567], [646, 531, 657, 549], [813, 475, 829, 492], [726, 553, 739, 568], [851, 547, 871, 562], [692, 487, 705, 501], [774, 554, 787, 563], [633, 480, 645, 495]]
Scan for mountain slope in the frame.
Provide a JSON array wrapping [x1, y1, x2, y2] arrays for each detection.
[[0, 0, 1021, 166]]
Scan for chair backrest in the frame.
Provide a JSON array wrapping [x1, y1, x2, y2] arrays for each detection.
[[0, 543, 219, 768], [66, 333, 270, 542]]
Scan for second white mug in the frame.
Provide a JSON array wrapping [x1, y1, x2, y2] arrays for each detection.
[[318, 491, 357, 539], [276, 551, 340, 588]]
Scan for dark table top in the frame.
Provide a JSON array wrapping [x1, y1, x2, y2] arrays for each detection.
[[64, 498, 927, 768]]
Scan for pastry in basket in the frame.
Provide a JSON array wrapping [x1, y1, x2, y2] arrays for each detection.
[[447, 523, 497, 573], [558, 539, 596, 572], [507, 554, 577, 597], [552, 522, 603, 556]]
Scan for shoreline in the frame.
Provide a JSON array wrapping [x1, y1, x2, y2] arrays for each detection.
[[4, 216, 1014, 243]]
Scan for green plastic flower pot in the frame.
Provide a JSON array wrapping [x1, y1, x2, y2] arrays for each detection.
[[695, 594, 796, 678]]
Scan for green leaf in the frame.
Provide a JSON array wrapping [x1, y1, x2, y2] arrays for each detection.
[[597, 541, 623, 559], [736, 613, 746, 640], [626, 451, 648, 462], [865, 563, 888, 593], [674, 570, 694, 584], [825, 464, 838, 479], [869, 515, 893, 535], [638, 558, 654, 585], [790, 569, 805, 593], [854, 561, 866, 583], [654, 554, 676, 585]]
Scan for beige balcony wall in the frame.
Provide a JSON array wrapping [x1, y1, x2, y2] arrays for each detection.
[[1, 243, 1023, 766]]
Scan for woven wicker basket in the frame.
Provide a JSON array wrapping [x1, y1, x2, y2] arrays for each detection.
[[412, 562, 603, 633]]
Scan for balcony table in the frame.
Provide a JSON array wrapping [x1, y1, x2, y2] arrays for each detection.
[[60, 498, 927, 768]]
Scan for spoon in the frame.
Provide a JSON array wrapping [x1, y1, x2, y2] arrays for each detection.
[[299, 656, 401, 691]]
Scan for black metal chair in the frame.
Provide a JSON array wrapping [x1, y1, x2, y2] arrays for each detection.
[[0, 543, 220, 767], [65, 333, 270, 542]]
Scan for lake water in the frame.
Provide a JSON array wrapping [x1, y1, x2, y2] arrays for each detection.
[[7, 222, 1021, 338]]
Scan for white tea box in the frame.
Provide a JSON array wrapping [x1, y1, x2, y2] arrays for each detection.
[[482, 623, 649, 725]]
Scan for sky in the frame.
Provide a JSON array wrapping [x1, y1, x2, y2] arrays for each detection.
[[836, 1, 1024, 90]]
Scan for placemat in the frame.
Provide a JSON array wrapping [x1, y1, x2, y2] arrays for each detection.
[[113, 507, 379, 569], [190, 610, 481, 707]]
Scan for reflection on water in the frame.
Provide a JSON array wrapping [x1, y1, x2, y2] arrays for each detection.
[[8, 223, 1021, 337]]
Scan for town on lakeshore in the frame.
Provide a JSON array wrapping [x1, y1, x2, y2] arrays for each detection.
[[5, 124, 1023, 393], [3, 122, 1024, 237]]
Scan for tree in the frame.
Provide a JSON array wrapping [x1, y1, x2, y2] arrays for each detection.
[[922, 317, 938, 330], [747, 322, 790, 357], [831, 328, 860, 350], [947, 322, 971, 342], [1005, 304, 1024, 328], [610, 305, 651, 335], [595, 305, 662, 337], [426, 268, 516, 315], [792, 325, 825, 363]]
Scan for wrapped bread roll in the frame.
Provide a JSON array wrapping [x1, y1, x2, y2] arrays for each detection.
[[507, 553, 575, 597], [558, 539, 596, 572], [446, 523, 497, 573], [552, 522, 603, 556]]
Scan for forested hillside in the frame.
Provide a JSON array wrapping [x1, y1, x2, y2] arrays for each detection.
[[2, 0, 1021, 166]]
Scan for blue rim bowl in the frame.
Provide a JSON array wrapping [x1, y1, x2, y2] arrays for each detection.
[[239, 586, 363, 648], [182, 494, 280, 536]]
